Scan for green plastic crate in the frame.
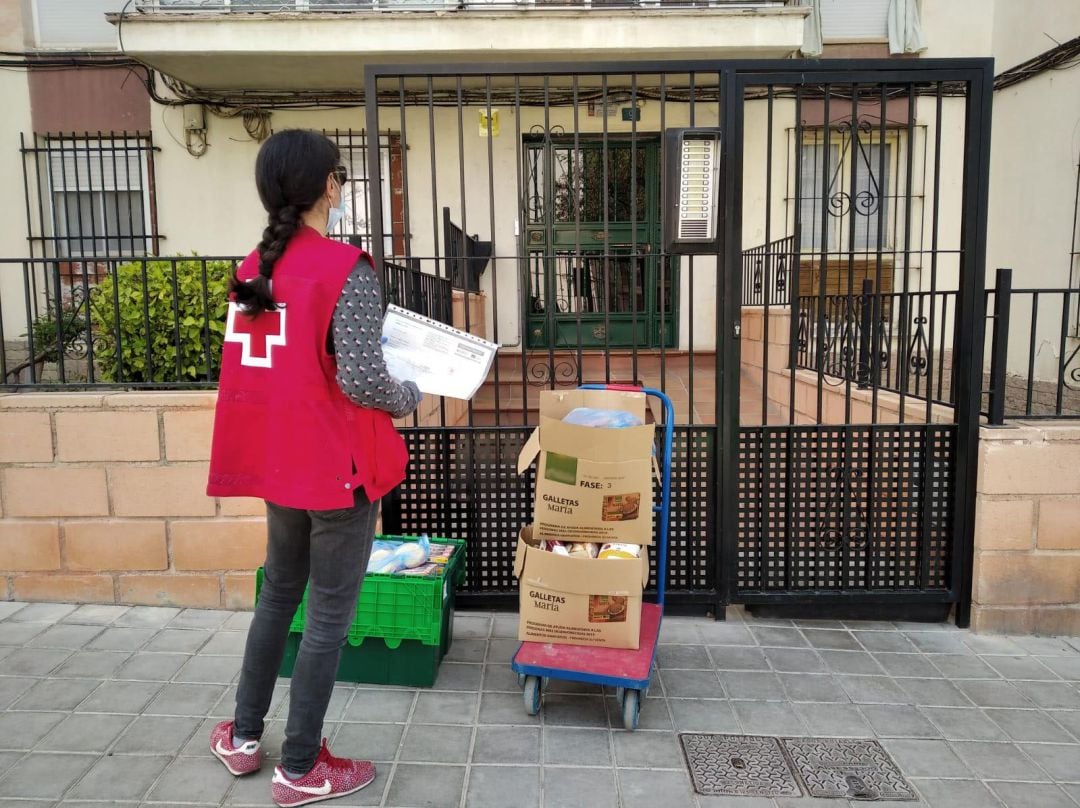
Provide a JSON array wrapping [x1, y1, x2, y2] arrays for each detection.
[[255, 536, 465, 687]]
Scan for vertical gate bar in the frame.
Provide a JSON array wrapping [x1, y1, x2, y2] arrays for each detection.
[[1026, 292, 1039, 416], [106, 133, 123, 257], [200, 258, 212, 384], [938, 293, 949, 404], [22, 260, 36, 383], [573, 75, 584, 387], [762, 86, 774, 426], [925, 82, 945, 423], [364, 69, 387, 308], [688, 71, 696, 425], [130, 132, 146, 259], [659, 74, 668, 395], [544, 75, 556, 391], [601, 74, 612, 383], [898, 85, 917, 421], [629, 74, 639, 383], [871, 83, 888, 420], [455, 76, 474, 426], [484, 76, 501, 426], [790, 87, 802, 426], [146, 131, 161, 255], [31, 134, 49, 260], [718, 67, 743, 613], [425, 78, 448, 427], [514, 76, 529, 423], [919, 425, 933, 591], [1056, 290, 1071, 416], [843, 84, 859, 423], [19, 133, 36, 261], [815, 90, 831, 423], [954, 64, 994, 627]]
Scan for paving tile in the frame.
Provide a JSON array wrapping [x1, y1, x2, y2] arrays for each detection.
[[464, 764, 539, 808], [698, 622, 756, 646], [485, 638, 520, 664], [988, 781, 1076, 808], [880, 739, 972, 778], [276, 683, 353, 722], [836, 675, 909, 705], [145, 683, 228, 716], [37, 712, 133, 752], [931, 654, 1002, 679], [986, 708, 1077, 743], [0, 647, 12, 662], [0, 711, 67, 750], [169, 609, 234, 630], [432, 662, 483, 691], [85, 627, 156, 652], [734, 700, 808, 736], [983, 655, 1061, 681], [115, 652, 190, 681], [224, 767, 281, 806], [873, 652, 943, 679], [962, 635, 1028, 656], [443, 637, 488, 664], [0, 676, 37, 709], [910, 778, 1003, 808], [481, 662, 521, 693], [478, 691, 539, 725], [543, 727, 613, 766], [658, 669, 722, 699], [541, 694, 609, 728], [62, 604, 131, 625], [657, 643, 711, 670], [399, 723, 472, 763], [802, 628, 862, 651], [859, 705, 942, 738], [1040, 657, 1080, 681], [174, 654, 243, 684], [51, 650, 129, 678], [113, 715, 203, 755], [453, 613, 492, 639], [918, 706, 1009, 741], [951, 740, 1054, 782], [749, 626, 808, 648], [612, 729, 683, 768], [0, 752, 98, 798], [762, 647, 826, 673], [0, 752, 22, 779], [905, 631, 971, 654], [75, 680, 163, 714], [606, 693, 672, 730], [617, 768, 696, 808], [1063, 783, 1080, 805], [0, 648, 71, 676], [113, 606, 180, 628], [330, 722, 403, 762], [719, 671, 785, 700], [853, 630, 919, 653], [1018, 742, 1080, 782], [658, 620, 703, 644], [669, 698, 741, 733], [794, 702, 875, 737], [0, 621, 49, 645], [8, 603, 76, 622], [66, 753, 172, 800], [543, 766, 618, 808], [342, 688, 415, 724], [147, 755, 242, 803], [412, 690, 478, 725], [144, 628, 213, 654], [1012, 681, 1080, 709], [471, 725, 540, 764], [491, 613, 519, 638], [820, 650, 887, 675], [707, 646, 769, 671], [385, 763, 465, 808], [222, 611, 254, 631], [11, 677, 99, 711], [546, 677, 600, 696], [1046, 710, 1080, 742], [699, 797, 780, 808], [0, 602, 28, 620], [25, 623, 103, 650], [954, 679, 1032, 708]]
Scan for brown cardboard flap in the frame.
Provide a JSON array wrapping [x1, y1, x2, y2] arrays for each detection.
[[517, 428, 542, 475], [538, 389, 648, 421], [537, 417, 656, 462]]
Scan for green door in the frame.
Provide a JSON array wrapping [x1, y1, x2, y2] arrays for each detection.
[[524, 136, 678, 350]]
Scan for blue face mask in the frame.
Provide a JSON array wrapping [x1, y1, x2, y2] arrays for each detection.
[[327, 183, 347, 233]]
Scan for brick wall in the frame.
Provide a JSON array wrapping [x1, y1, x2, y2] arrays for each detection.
[[972, 423, 1080, 635]]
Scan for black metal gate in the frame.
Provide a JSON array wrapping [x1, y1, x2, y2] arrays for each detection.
[[365, 59, 992, 625]]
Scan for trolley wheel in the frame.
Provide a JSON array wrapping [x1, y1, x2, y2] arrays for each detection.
[[524, 675, 542, 716], [622, 689, 641, 731], [615, 686, 626, 704], [517, 672, 526, 689]]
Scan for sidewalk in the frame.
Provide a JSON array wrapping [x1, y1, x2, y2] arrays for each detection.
[[0, 601, 1077, 808]]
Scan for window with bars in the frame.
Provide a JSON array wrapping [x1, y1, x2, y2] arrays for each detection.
[[21, 133, 159, 259], [323, 129, 399, 256]]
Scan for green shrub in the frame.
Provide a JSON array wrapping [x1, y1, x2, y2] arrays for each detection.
[[26, 297, 88, 363], [89, 258, 232, 383]]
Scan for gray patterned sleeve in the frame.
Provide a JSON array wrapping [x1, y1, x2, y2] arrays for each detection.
[[332, 259, 422, 418]]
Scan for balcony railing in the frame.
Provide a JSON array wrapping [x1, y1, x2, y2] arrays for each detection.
[[134, 0, 793, 12]]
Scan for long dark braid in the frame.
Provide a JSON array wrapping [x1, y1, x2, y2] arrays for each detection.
[[230, 130, 341, 314]]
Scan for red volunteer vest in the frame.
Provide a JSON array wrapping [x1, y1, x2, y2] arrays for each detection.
[[207, 225, 409, 509]]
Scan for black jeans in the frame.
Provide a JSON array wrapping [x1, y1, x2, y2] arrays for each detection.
[[233, 488, 378, 774]]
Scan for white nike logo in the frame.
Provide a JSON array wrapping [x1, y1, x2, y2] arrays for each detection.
[[273, 770, 332, 796], [216, 739, 259, 756]]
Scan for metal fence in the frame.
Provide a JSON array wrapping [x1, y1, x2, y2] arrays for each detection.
[[1, 255, 451, 388], [741, 235, 794, 307]]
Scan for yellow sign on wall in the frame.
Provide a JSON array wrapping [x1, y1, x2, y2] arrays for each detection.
[[479, 109, 500, 138]]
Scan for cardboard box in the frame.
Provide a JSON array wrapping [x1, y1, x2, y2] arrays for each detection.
[[514, 526, 649, 649], [517, 389, 655, 547]]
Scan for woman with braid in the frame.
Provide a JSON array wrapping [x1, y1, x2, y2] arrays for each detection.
[[206, 129, 421, 807]]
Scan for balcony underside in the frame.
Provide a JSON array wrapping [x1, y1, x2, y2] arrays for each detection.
[[111, 8, 806, 91]]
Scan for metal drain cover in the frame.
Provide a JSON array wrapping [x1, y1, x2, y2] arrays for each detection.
[[782, 738, 917, 801], [680, 734, 800, 797]]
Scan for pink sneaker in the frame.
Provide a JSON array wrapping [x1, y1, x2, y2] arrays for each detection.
[[271, 740, 376, 808], [209, 720, 263, 776]]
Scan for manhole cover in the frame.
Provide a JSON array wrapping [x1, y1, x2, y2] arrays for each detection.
[[781, 738, 917, 801], [679, 734, 801, 797]]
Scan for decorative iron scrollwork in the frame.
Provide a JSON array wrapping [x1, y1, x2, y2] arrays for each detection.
[[817, 466, 870, 552]]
